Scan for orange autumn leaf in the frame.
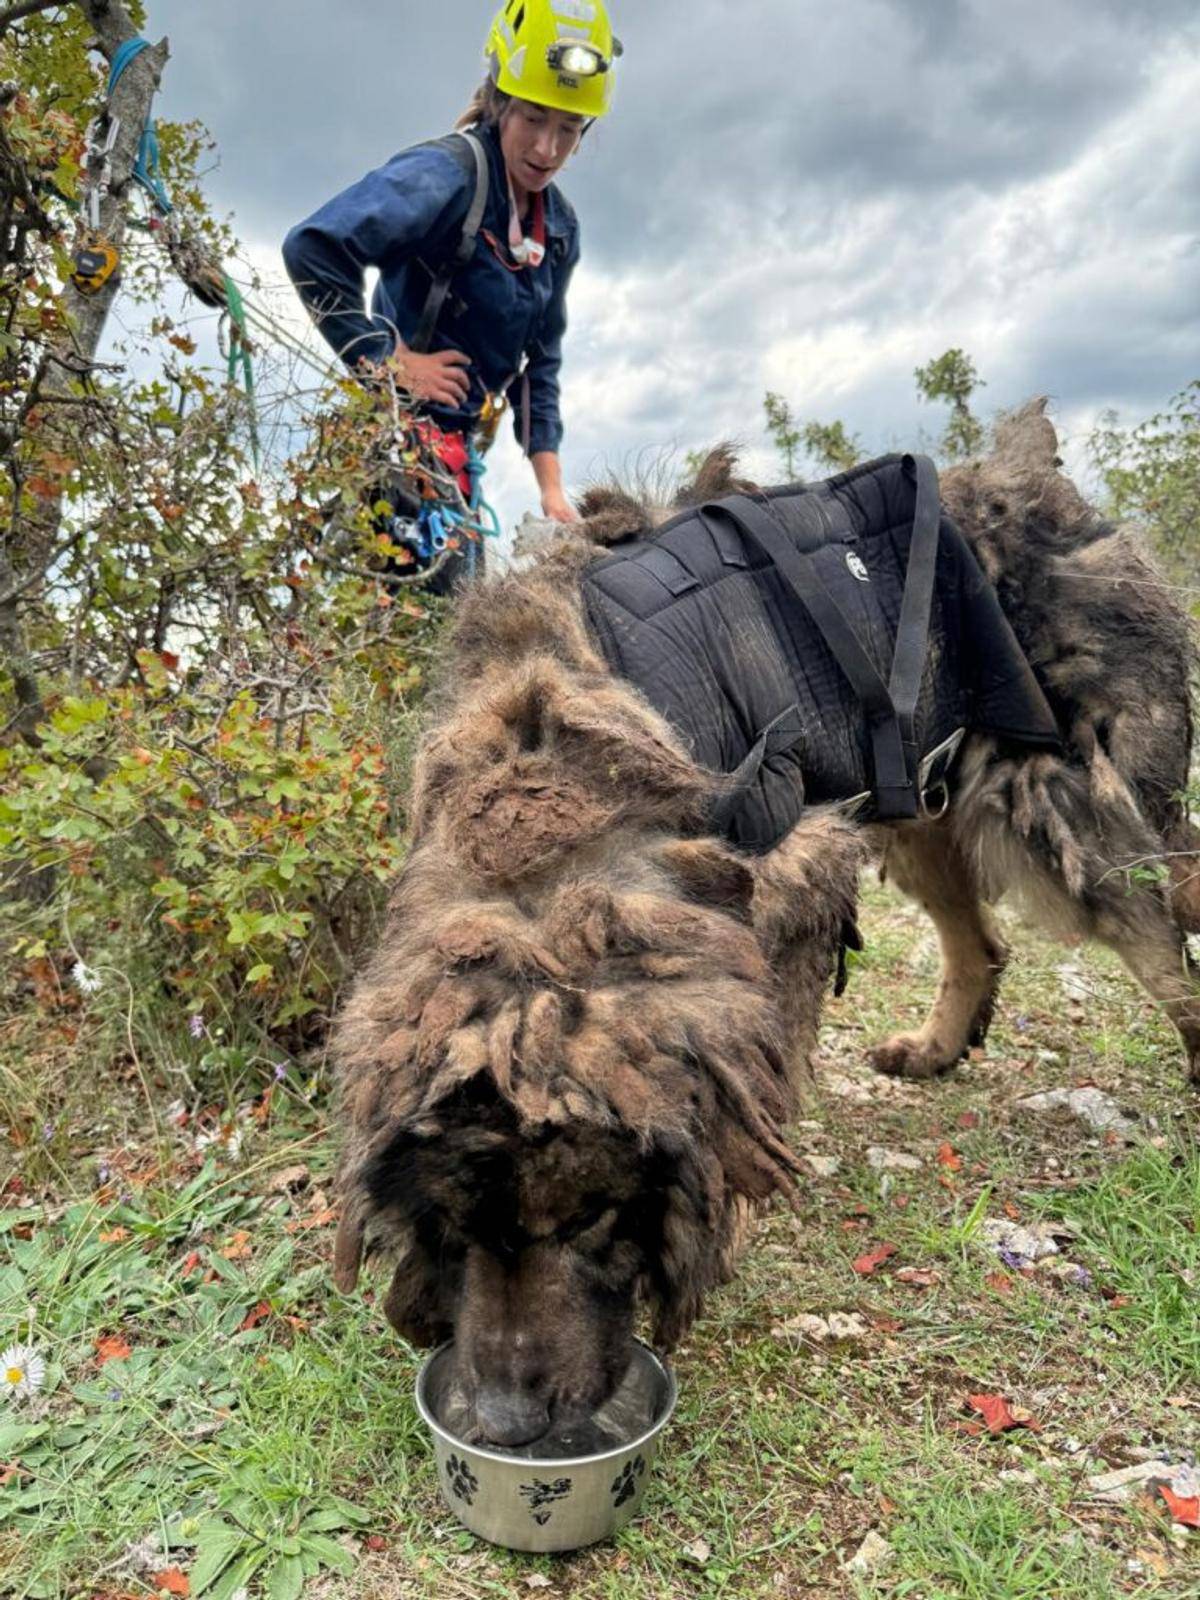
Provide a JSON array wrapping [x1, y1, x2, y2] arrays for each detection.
[[0, 1461, 28, 1485], [852, 1242, 898, 1276], [150, 1569, 189, 1596], [239, 1299, 272, 1331], [965, 1393, 1040, 1434], [1160, 1486, 1200, 1528], [364, 1534, 389, 1552], [1003, 1200, 1021, 1221], [984, 1271, 1014, 1294], [936, 1142, 963, 1172], [220, 1230, 252, 1260], [179, 1250, 203, 1277], [895, 1266, 940, 1288], [95, 1333, 131, 1364], [99, 1226, 129, 1244]]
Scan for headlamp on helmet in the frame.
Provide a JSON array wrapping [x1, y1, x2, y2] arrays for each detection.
[[546, 39, 612, 77]]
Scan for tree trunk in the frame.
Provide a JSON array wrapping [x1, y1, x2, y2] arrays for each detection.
[[0, 0, 169, 743]]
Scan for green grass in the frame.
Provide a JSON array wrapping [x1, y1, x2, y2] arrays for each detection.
[[2, 877, 1199, 1597]]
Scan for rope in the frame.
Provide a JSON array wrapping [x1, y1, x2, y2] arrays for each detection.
[[220, 273, 260, 469], [106, 37, 173, 217]]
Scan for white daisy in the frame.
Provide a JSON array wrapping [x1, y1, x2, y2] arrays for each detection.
[[1, 1344, 46, 1400], [72, 962, 102, 995]]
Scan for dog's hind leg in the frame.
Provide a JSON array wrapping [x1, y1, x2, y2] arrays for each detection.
[[868, 820, 1008, 1080], [1088, 884, 1200, 1084]]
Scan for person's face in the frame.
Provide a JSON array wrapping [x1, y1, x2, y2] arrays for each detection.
[[500, 99, 585, 194]]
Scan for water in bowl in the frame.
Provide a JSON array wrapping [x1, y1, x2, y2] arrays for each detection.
[[431, 1349, 661, 1460]]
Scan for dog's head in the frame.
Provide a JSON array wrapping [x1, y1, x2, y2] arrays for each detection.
[[332, 828, 807, 1447]]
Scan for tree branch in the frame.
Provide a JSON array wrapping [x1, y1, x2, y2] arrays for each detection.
[[0, 0, 66, 33]]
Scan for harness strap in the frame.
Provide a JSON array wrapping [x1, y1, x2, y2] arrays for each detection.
[[710, 453, 943, 820], [409, 131, 489, 354]]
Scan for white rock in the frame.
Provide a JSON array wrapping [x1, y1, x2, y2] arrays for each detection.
[[845, 1530, 893, 1573], [867, 1146, 923, 1172], [801, 1153, 841, 1179], [1087, 1461, 1175, 1502], [826, 1313, 869, 1341], [680, 1537, 712, 1566], [1057, 962, 1092, 1003], [1017, 1087, 1138, 1138], [980, 1219, 1061, 1261]]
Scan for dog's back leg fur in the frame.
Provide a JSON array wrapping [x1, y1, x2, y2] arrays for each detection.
[[870, 400, 1200, 1085], [868, 818, 1008, 1079]]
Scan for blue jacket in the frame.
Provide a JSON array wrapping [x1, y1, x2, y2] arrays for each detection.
[[282, 121, 580, 456]]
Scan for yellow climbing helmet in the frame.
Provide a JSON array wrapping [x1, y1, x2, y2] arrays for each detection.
[[485, 0, 622, 119]]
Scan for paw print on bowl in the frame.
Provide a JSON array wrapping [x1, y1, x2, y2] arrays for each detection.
[[610, 1454, 646, 1507], [446, 1453, 480, 1505], [520, 1475, 573, 1526]]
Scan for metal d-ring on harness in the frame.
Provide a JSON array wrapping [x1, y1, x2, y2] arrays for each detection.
[[706, 454, 960, 823]]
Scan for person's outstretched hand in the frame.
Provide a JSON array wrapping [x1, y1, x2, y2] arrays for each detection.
[[541, 490, 579, 523]]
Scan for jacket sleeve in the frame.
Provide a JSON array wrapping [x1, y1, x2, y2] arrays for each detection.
[[282, 144, 469, 371], [509, 223, 581, 456]]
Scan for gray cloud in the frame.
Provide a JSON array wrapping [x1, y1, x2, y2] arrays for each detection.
[[137, 1, 1199, 522]]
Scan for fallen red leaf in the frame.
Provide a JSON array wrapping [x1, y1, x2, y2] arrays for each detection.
[[936, 1142, 963, 1172], [1003, 1200, 1021, 1221], [239, 1300, 272, 1332], [1159, 1486, 1200, 1528], [895, 1267, 940, 1288], [220, 1231, 252, 1261], [94, 1333, 131, 1365], [867, 1313, 904, 1334], [853, 1243, 898, 1276], [964, 1393, 1040, 1434], [180, 1250, 203, 1277], [957, 1111, 980, 1130], [984, 1271, 1014, 1294], [0, 1461, 28, 1485], [150, 1569, 189, 1597], [892, 1193, 911, 1209], [98, 1226, 129, 1244], [364, 1534, 389, 1552]]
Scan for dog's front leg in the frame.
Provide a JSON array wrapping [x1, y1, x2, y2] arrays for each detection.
[[867, 820, 1007, 1080]]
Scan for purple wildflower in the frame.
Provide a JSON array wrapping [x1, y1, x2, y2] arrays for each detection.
[[998, 1249, 1029, 1270], [42, 1122, 54, 1142], [108, 1388, 122, 1401], [1071, 1265, 1093, 1288], [188, 1014, 205, 1039], [273, 1062, 287, 1082]]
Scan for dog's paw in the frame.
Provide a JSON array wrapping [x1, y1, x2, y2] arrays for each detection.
[[868, 1034, 960, 1081]]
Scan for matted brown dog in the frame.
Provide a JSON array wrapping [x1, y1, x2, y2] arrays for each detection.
[[331, 401, 1199, 1449]]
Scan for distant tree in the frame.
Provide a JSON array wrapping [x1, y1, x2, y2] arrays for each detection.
[[1089, 380, 1200, 579], [914, 348, 985, 461], [763, 391, 802, 478], [799, 419, 861, 475]]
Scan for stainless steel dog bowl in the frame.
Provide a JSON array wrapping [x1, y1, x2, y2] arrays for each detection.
[[415, 1341, 677, 1552]]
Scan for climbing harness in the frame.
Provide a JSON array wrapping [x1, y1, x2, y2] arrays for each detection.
[[372, 372, 501, 582]]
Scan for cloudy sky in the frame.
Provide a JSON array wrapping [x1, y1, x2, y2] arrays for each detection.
[[149, 0, 1200, 524]]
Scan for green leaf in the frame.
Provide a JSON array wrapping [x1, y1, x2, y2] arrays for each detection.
[[244, 962, 274, 984], [299, 1532, 357, 1576], [188, 1521, 246, 1595], [267, 1554, 305, 1600]]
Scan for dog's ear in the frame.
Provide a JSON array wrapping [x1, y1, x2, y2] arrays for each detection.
[[332, 1208, 365, 1294], [657, 838, 756, 917], [674, 444, 759, 508], [575, 485, 653, 546]]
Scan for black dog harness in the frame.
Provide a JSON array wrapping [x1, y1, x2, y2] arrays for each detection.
[[581, 454, 1061, 852]]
